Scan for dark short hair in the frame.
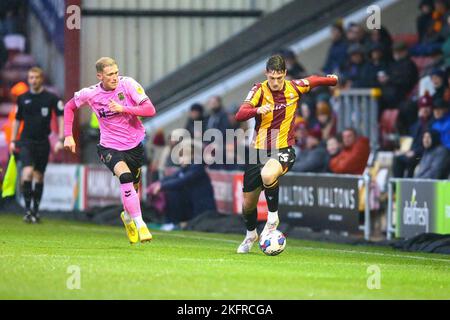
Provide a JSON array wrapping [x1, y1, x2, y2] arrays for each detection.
[[343, 127, 358, 136], [266, 55, 286, 73]]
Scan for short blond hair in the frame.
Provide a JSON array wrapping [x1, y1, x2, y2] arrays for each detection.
[[28, 67, 44, 78], [95, 57, 117, 73]]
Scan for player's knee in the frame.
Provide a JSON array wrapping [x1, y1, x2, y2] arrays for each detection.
[[22, 167, 33, 180], [119, 172, 133, 184], [261, 170, 277, 186], [33, 171, 44, 182]]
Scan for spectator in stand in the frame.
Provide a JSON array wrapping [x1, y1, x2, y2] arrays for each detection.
[[341, 43, 371, 88], [185, 103, 206, 141], [432, 98, 450, 149], [291, 127, 328, 173], [393, 93, 435, 178], [378, 41, 419, 111], [443, 68, 450, 100], [430, 68, 447, 100], [0, 0, 26, 35], [441, 16, 450, 68], [2, 81, 28, 145], [205, 95, 232, 135], [415, 129, 449, 179], [299, 99, 318, 129], [326, 136, 342, 160], [432, 0, 449, 34], [204, 95, 233, 169], [365, 42, 392, 88], [0, 34, 7, 70], [279, 48, 307, 79], [417, 0, 450, 56], [314, 99, 337, 140], [417, 0, 435, 43], [150, 142, 216, 231], [367, 26, 393, 60], [346, 22, 369, 47], [293, 120, 308, 154], [329, 128, 370, 175], [323, 21, 348, 75]]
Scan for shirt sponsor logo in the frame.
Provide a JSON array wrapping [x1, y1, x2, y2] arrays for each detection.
[[274, 104, 287, 110]]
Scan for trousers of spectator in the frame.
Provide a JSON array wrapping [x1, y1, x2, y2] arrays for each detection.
[[393, 154, 420, 178], [164, 189, 194, 224]]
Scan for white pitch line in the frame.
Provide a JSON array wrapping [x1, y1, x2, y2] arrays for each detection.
[[157, 232, 450, 264], [28, 224, 450, 264]]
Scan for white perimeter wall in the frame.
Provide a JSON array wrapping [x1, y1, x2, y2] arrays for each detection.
[[80, 0, 293, 89]]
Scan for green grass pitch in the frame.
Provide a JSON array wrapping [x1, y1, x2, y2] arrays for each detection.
[[0, 214, 449, 299]]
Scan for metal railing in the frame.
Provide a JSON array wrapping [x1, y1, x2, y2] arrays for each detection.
[[333, 88, 381, 151]]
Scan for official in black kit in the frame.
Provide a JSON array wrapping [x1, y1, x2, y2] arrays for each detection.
[[9, 67, 65, 223]]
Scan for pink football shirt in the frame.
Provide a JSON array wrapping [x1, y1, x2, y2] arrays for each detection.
[[74, 76, 150, 151]]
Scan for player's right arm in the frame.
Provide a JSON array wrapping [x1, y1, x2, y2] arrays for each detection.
[[235, 84, 270, 122], [63, 87, 92, 154], [9, 98, 23, 153]]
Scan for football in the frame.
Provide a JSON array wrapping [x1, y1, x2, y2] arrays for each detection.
[[259, 230, 286, 256]]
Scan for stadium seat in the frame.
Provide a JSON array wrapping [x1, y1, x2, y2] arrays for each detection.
[[5, 53, 36, 69], [0, 102, 14, 117], [1, 69, 28, 86], [379, 109, 399, 151], [392, 33, 418, 48]]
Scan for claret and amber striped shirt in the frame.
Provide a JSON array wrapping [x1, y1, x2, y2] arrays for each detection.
[[243, 79, 310, 150]]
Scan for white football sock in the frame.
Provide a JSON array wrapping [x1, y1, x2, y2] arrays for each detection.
[[246, 229, 257, 239], [133, 216, 146, 229], [268, 211, 279, 224], [122, 211, 132, 224]]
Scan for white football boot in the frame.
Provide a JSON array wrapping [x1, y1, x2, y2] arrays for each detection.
[[261, 217, 280, 237], [237, 234, 259, 254]]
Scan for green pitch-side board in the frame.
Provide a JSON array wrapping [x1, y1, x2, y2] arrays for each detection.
[[436, 181, 450, 234], [396, 180, 450, 238]]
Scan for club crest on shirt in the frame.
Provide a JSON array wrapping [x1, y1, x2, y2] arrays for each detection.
[[118, 92, 125, 101], [41, 107, 49, 117]]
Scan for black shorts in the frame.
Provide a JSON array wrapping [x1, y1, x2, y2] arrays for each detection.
[[243, 147, 296, 193], [18, 140, 50, 173], [97, 142, 144, 184]]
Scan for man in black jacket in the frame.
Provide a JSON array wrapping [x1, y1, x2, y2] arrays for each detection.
[[291, 128, 328, 173], [379, 42, 419, 110], [393, 94, 434, 177], [151, 144, 216, 230]]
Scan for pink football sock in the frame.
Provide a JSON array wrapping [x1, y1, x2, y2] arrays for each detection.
[[120, 183, 142, 219]]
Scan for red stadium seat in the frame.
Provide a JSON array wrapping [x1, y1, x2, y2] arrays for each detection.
[[379, 109, 399, 151], [392, 33, 418, 48], [5, 53, 36, 69]]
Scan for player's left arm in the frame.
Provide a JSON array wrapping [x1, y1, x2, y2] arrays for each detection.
[[293, 74, 338, 93], [108, 77, 156, 117], [109, 99, 156, 117]]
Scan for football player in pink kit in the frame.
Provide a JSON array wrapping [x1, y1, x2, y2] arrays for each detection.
[[64, 57, 156, 244]]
